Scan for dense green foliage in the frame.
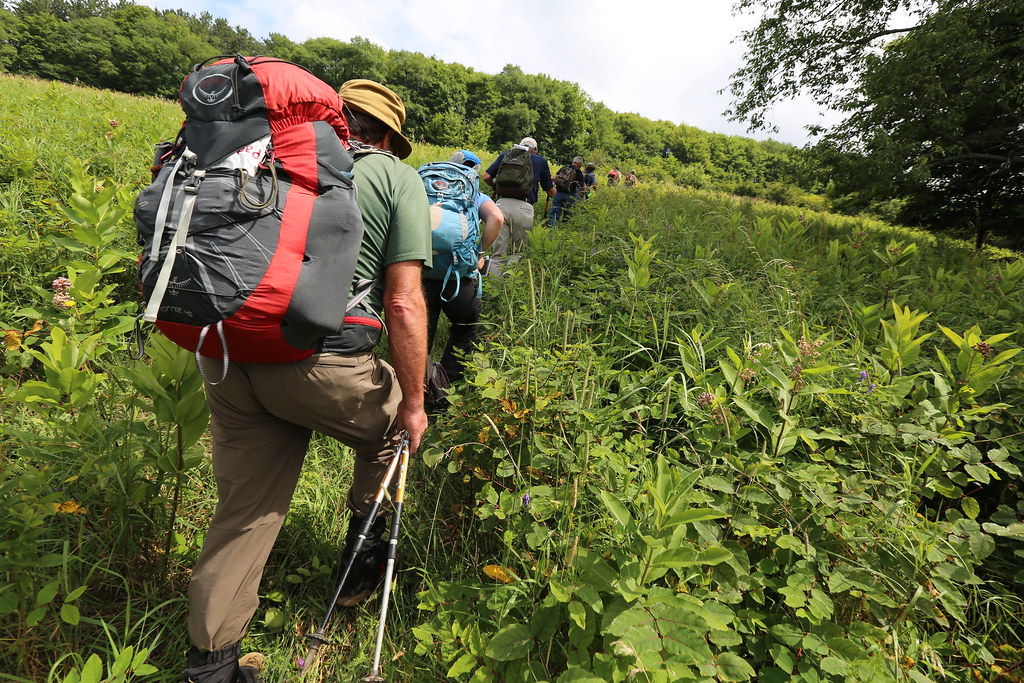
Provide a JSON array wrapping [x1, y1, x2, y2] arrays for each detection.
[[3, 75, 1024, 682], [731, 0, 1024, 248], [0, 0, 821, 205]]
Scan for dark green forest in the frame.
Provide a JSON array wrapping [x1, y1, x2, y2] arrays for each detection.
[[1, 0, 1021, 247]]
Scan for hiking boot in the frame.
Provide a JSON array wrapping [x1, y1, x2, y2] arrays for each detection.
[[335, 514, 389, 607], [236, 653, 265, 683], [183, 643, 265, 683]]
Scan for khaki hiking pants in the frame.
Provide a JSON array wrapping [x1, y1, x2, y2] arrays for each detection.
[[489, 197, 535, 276], [188, 351, 403, 652]]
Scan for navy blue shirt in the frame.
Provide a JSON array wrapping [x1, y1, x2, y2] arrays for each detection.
[[485, 151, 554, 205]]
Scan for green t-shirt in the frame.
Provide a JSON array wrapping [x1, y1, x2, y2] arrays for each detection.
[[350, 150, 432, 311]]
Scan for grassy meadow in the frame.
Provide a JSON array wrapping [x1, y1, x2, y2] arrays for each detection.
[[2, 74, 1024, 682]]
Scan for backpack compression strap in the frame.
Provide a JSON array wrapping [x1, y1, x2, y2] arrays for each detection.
[[142, 176, 205, 325]]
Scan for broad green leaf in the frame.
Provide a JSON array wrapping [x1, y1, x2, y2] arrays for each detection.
[[732, 397, 775, 428], [599, 490, 633, 528], [263, 607, 285, 630], [769, 622, 804, 646], [557, 668, 606, 683], [60, 603, 81, 625], [110, 646, 133, 677], [0, 591, 18, 614], [664, 508, 726, 528], [656, 546, 731, 568], [717, 652, 755, 681], [484, 623, 534, 661], [969, 532, 995, 560], [819, 656, 850, 676], [421, 447, 444, 467], [36, 579, 60, 606], [26, 606, 47, 627], [446, 652, 477, 678], [79, 654, 103, 683], [66, 585, 88, 602], [568, 600, 587, 630]]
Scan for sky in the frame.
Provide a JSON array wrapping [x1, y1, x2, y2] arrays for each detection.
[[144, 0, 841, 147]]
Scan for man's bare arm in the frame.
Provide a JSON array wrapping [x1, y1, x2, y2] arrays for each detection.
[[383, 260, 428, 452]]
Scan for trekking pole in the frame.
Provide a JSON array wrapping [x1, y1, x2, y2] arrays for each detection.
[[361, 434, 411, 683], [299, 431, 409, 676]]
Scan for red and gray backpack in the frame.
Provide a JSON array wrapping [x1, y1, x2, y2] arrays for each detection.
[[134, 55, 378, 380]]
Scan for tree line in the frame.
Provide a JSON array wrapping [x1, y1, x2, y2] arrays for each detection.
[[4, 0, 1019, 247], [0, 0, 820, 203]]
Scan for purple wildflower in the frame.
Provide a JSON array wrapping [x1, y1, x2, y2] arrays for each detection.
[[859, 370, 868, 382], [523, 493, 531, 508], [868, 383, 876, 393]]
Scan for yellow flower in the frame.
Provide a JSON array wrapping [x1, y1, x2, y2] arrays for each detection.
[[482, 564, 516, 584]]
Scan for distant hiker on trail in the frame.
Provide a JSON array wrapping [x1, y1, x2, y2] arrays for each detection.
[[420, 149, 503, 390], [481, 136, 555, 276], [182, 78, 431, 683], [608, 166, 621, 186], [624, 169, 639, 188], [583, 162, 598, 197], [549, 156, 586, 225]]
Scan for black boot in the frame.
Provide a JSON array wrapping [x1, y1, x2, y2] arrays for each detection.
[[182, 643, 264, 683], [336, 514, 389, 607]]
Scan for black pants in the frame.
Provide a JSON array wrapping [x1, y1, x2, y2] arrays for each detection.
[[424, 277, 481, 384]]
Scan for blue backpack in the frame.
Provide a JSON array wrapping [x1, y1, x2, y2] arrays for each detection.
[[418, 161, 481, 301]]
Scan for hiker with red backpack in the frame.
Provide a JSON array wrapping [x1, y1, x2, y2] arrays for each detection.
[[549, 155, 587, 225], [419, 149, 504, 390], [480, 136, 555, 275], [151, 65, 433, 682]]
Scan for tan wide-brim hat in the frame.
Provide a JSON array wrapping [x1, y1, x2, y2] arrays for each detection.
[[339, 79, 413, 159]]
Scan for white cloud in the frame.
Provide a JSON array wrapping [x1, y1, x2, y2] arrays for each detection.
[[145, 0, 834, 145]]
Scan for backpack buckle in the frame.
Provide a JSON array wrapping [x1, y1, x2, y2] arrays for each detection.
[[184, 169, 206, 195]]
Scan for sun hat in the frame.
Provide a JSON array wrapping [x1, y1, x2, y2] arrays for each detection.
[[339, 79, 413, 159], [519, 137, 538, 151], [450, 149, 482, 168], [572, 156, 584, 165], [586, 162, 596, 170]]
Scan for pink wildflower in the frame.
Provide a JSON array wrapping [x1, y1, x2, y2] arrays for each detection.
[[52, 293, 75, 309]]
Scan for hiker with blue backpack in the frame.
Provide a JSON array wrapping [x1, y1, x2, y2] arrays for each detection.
[[418, 150, 503, 388], [481, 136, 555, 276]]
